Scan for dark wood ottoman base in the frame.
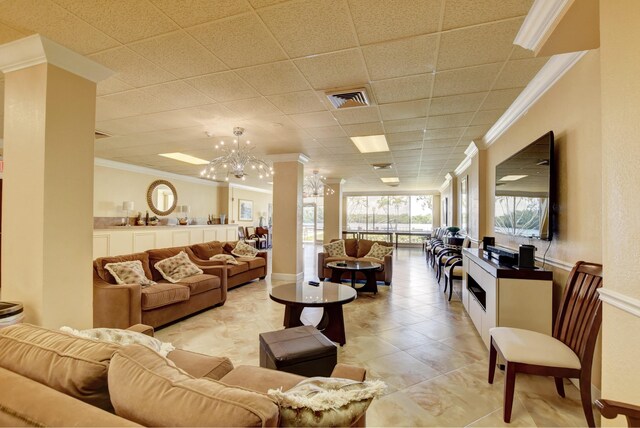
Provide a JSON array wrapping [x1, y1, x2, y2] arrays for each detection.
[[259, 325, 337, 377]]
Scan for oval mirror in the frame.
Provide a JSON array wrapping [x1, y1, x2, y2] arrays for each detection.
[[147, 180, 178, 216]]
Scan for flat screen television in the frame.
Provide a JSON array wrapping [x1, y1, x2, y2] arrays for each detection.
[[494, 131, 554, 241]]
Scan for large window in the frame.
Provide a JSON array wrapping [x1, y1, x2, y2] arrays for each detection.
[[346, 195, 433, 243]]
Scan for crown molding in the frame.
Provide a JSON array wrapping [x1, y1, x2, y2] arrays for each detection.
[[95, 158, 220, 187], [454, 142, 480, 176], [269, 153, 310, 164], [229, 182, 273, 195], [514, 0, 573, 53], [483, 50, 587, 147], [439, 172, 454, 193], [0, 34, 113, 82], [599, 288, 640, 319]]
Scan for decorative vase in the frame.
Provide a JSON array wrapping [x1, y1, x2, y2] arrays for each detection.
[[219, 214, 226, 225]]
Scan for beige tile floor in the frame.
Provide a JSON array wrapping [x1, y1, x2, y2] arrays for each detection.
[[156, 244, 594, 427]]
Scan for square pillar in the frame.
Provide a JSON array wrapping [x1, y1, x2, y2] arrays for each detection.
[[0, 35, 112, 328], [323, 178, 344, 244], [271, 154, 308, 282]]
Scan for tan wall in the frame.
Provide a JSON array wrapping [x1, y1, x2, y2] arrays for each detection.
[[599, 0, 640, 422], [94, 165, 219, 222], [272, 160, 303, 277], [439, 176, 457, 228], [457, 150, 487, 243], [229, 185, 272, 228]]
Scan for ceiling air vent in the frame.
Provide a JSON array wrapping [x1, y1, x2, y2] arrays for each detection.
[[326, 88, 370, 109], [95, 130, 111, 140], [372, 163, 393, 170]]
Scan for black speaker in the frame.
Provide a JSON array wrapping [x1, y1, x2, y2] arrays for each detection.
[[482, 236, 495, 250], [518, 245, 536, 269]]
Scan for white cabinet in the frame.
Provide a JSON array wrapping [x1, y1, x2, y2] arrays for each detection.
[[462, 248, 553, 348]]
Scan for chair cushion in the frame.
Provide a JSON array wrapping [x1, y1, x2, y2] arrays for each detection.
[[344, 239, 358, 257], [177, 274, 221, 295], [154, 251, 203, 283], [231, 240, 260, 258], [357, 240, 391, 258], [363, 242, 393, 261], [227, 262, 250, 276], [190, 241, 223, 259], [104, 260, 156, 287], [141, 282, 190, 310], [490, 327, 581, 369], [447, 265, 463, 276], [220, 365, 305, 394], [237, 257, 266, 270], [323, 240, 347, 257]]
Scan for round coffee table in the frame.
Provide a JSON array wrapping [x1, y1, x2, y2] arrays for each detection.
[[269, 282, 357, 346], [326, 260, 382, 294]]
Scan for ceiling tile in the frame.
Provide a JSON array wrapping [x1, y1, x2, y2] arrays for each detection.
[[0, 0, 119, 54], [493, 57, 549, 90], [362, 33, 437, 81], [386, 131, 424, 144], [188, 13, 287, 69], [235, 61, 310, 95], [388, 141, 423, 151], [332, 106, 381, 125], [96, 90, 170, 121], [379, 100, 429, 121], [150, 0, 250, 27], [437, 19, 523, 71], [463, 125, 491, 140], [372, 74, 433, 104], [306, 126, 347, 139], [442, 0, 532, 30], [471, 109, 504, 125], [480, 88, 522, 110], [348, 0, 442, 44], [223, 97, 282, 118], [427, 112, 474, 129], [294, 49, 369, 91], [129, 30, 228, 78], [422, 138, 459, 148], [267, 91, 326, 114], [185, 72, 259, 102], [290, 111, 338, 128], [52, 0, 178, 43], [342, 122, 384, 137], [429, 92, 487, 115], [139, 81, 214, 109], [258, 0, 357, 57], [97, 77, 135, 96], [432, 63, 502, 97], [0, 21, 26, 44], [316, 137, 352, 147], [90, 47, 175, 87], [424, 127, 465, 140], [97, 109, 200, 135], [248, 0, 290, 8], [384, 118, 427, 134]]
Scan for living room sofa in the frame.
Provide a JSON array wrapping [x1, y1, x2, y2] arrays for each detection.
[[0, 323, 368, 427], [318, 239, 393, 285], [94, 241, 268, 329]]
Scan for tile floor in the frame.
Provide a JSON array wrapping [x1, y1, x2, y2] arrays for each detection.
[[156, 244, 594, 427]]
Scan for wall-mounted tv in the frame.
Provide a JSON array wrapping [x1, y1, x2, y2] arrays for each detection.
[[494, 131, 554, 240]]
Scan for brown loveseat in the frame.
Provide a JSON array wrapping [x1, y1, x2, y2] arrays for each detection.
[[189, 241, 268, 288], [0, 323, 368, 427], [318, 239, 393, 285]]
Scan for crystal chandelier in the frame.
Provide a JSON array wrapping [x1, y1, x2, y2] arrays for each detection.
[[303, 170, 335, 198], [201, 127, 273, 182]]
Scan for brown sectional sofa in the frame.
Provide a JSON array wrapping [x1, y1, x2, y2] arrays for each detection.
[[94, 241, 268, 329], [318, 238, 393, 285], [0, 323, 368, 427]]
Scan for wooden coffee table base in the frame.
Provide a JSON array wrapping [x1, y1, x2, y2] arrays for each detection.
[[330, 268, 378, 294], [283, 304, 347, 346]]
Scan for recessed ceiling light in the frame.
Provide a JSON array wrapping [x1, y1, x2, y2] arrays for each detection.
[[350, 135, 389, 153], [380, 177, 399, 183], [159, 153, 209, 165], [499, 175, 528, 182]]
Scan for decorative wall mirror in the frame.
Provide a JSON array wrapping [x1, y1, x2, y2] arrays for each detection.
[[147, 180, 177, 216]]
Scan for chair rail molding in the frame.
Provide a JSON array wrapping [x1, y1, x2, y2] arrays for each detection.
[[598, 288, 640, 319]]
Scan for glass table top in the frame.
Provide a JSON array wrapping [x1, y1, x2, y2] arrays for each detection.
[[325, 260, 382, 270], [269, 281, 357, 306]]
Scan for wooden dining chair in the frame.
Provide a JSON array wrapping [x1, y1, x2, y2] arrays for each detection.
[[488, 261, 603, 427], [596, 399, 640, 427]]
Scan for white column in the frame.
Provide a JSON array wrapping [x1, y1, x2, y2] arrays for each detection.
[[270, 154, 308, 282], [323, 178, 345, 244], [0, 35, 112, 328]]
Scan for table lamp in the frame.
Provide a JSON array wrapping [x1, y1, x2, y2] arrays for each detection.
[[122, 201, 134, 226]]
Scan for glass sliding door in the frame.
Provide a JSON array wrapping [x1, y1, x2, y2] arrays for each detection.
[[302, 204, 316, 243]]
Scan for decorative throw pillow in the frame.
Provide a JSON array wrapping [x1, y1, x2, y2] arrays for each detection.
[[268, 377, 386, 427], [364, 242, 393, 262], [104, 260, 156, 287], [154, 251, 203, 283], [323, 240, 347, 257], [60, 326, 175, 357], [209, 254, 239, 265], [231, 240, 259, 258]]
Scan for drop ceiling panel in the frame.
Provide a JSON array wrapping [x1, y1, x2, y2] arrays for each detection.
[[306, 126, 347, 139], [290, 111, 337, 128], [96, 90, 170, 121], [372, 74, 433, 104], [424, 127, 465, 140], [432, 63, 502, 97], [442, 0, 533, 30], [386, 131, 424, 144], [493, 57, 549, 90], [384, 118, 428, 134], [267, 91, 326, 114], [0, 21, 26, 44], [362, 34, 438, 81], [471, 109, 504, 125], [188, 13, 287, 68], [332, 106, 381, 125], [426, 112, 474, 129], [294, 50, 369, 91], [235, 61, 310, 95], [429, 92, 487, 115], [138, 81, 214, 110], [90, 47, 175, 87], [97, 77, 135, 96], [185, 72, 259, 102], [480, 88, 523, 110], [379, 100, 429, 121], [342, 122, 384, 137], [150, 0, 250, 27], [258, 0, 357, 57]]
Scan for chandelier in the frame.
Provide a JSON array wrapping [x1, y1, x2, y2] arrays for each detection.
[[303, 170, 335, 198], [201, 127, 273, 182]]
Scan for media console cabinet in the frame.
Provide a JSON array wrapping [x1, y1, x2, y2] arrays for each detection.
[[462, 248, 553, 348]]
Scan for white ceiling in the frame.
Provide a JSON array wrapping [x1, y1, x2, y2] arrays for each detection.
[[0, 0, 547, 191]]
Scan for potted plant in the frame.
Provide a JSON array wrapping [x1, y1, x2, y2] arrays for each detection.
[[148, 216, 159, 226], [446, 226, 460, 236]]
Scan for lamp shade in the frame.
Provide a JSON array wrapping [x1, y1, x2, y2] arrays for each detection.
[[122, 201, 134, 211], [182, 205, 190, 214]]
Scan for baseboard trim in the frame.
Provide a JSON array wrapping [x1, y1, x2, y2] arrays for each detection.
[[271, 272, 304, 282], [598, 288, 640, 319]]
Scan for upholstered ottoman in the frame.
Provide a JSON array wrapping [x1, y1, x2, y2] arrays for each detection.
[[259, 326, 337, 377]]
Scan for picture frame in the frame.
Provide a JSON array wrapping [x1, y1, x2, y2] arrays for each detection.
[[239, 199, 253, 221]]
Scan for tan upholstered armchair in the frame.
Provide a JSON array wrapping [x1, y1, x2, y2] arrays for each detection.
[[317, 238, 393, 285]]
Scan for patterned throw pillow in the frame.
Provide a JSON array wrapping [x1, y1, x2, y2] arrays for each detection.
[[231, 240, 259, 258], [209, 254, 239, 265], [268, 377, 386, 427], [323, 240, 347, 257], [154, 251, 203, 283], [60, 327, 175, 357], [364, 242, 393, 262], [104, 260, 156, 287]]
